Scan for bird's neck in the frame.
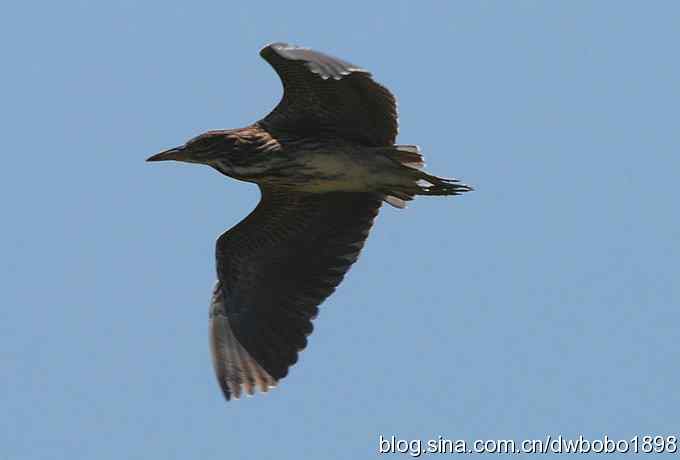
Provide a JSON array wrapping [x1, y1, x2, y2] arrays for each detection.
[[208, 126, 285, 182]]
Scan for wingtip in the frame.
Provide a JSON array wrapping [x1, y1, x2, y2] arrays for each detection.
[[260, 41, 280, 51], [259, 42, 369, 80], [260, 41, 297, 56], [209, 295, 279, 403]]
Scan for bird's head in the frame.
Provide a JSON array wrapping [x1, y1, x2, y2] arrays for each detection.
[[147, 130, 238, 166]]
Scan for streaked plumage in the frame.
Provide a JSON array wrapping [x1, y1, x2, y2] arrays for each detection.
[[148, 43, 472, 401]]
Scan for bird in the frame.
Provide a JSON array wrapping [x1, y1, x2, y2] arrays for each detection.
[[147, 42, 472, 401]]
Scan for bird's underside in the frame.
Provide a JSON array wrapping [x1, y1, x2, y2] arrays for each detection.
[[148, 42, 472, 401]]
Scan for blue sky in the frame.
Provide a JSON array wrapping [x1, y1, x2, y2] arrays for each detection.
[[2, 1, 679, 458]]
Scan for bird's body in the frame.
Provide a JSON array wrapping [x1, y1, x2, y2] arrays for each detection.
[[211, 131, 380, 191], [148, 43, 472, 401]]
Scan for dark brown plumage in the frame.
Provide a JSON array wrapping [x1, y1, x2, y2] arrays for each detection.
[[148, 43, 472, 401], [259, 44, 398, 146]]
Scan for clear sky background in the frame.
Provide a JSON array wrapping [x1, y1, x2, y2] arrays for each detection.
[[2, 1, 679, 459]]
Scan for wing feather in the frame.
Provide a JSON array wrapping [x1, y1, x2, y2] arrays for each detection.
[[209, 186, 382, 400], [259, 42, 398, 146]]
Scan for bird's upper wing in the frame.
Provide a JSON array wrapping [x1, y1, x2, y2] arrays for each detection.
[[210, 186, 382, 400], [259, 42, 398, 146]]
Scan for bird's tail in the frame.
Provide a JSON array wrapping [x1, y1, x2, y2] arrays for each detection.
[[380, 145, 473, 208]]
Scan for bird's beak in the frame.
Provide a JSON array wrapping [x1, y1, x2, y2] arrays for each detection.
[[146, 146, 188, 162]]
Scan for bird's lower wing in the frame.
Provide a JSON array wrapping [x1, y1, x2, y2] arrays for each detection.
[[211, 186, 382, 400]]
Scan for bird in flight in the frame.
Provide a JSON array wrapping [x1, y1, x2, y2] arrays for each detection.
[[148, 43, 472, 401]]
